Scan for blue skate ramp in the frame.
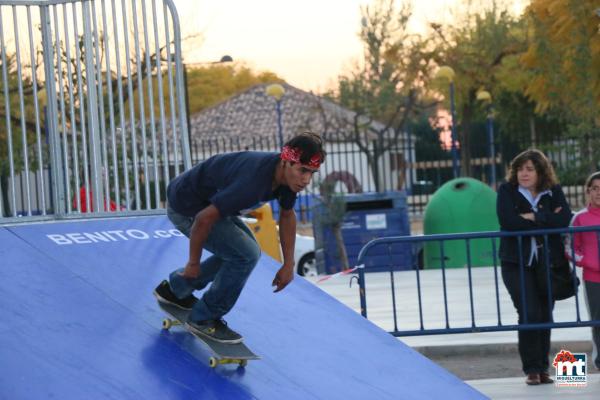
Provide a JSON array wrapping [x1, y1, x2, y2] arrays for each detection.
[[0, 216, 486, 399]]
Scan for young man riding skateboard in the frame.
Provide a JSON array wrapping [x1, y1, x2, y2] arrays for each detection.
[[154, 132, 326, 344]]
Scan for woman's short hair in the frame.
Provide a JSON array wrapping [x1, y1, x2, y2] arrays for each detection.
[[506, 149, 558, 191]]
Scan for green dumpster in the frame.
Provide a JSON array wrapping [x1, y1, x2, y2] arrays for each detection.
[[423, 178, 499, 268]]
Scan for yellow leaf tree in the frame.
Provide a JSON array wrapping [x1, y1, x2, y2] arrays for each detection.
[[185, 64, 281, 115], [522, 0, 600, 173], [523, 0, 600, 113]]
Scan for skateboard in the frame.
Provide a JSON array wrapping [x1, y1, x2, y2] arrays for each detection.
[[157, 301, 260, 368]]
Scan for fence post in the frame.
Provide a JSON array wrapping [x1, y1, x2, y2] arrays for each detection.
[[358, 267, 368, 318], [164, 0, 191, 170], [81, 0, 104, 211], [40, 5, 65, 216]]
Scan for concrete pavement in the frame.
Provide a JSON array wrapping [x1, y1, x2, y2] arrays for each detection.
[[306, 266, 599, 399]]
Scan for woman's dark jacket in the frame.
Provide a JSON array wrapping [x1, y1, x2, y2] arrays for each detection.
[[496, 182, 572, 266]]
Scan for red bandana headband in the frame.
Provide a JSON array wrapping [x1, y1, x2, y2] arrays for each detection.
[[280, 146, 322, 169]]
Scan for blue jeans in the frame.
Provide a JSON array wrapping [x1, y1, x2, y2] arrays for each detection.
[[167, 206, 261, 322]]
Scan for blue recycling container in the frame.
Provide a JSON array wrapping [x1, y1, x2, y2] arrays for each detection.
[[313, 191, 411, 274]]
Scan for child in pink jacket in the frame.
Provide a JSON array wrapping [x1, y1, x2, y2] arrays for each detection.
[[570, 171, 600, 370]]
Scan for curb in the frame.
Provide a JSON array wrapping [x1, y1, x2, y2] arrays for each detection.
[[414, 340, 593, 358]]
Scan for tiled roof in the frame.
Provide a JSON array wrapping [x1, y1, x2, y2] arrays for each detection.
[[188, 83, 398, 147]]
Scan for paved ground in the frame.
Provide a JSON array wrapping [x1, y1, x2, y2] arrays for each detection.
[[304, 266, 600, 399], [466, 375, 600, 400], [425, 342, 598, 381]]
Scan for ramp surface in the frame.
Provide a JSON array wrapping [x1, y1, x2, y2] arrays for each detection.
[[0, 216, 486, 399]]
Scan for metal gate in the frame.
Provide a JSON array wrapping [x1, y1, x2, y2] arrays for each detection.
[[0, 0, 191, 223]]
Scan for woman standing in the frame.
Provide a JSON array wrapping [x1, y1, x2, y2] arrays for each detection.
[[496, 149, 572, 385]]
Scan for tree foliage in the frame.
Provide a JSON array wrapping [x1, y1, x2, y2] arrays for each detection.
[[327, 0, 436, 191], [186, 64, 282, 115], [431, 2, 528, 175], [523, 0, 600, 116], [521, 0, 600, 175]]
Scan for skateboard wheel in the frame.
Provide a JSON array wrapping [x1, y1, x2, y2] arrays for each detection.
[[162, 319, 172, 330], [239, 360, 247, 367], [209, 357, 218, 368]]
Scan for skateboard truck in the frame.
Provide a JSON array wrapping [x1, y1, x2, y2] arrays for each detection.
[[161, 316, 254, 368]]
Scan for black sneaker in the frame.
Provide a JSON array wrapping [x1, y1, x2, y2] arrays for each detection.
[[153, 280, 198, 310], [186, 319, 243, 344]]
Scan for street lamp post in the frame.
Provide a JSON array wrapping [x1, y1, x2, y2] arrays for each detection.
[[436, 66, 459, 178], [266, 83, 285, 148], [476, 90, 496, 188]]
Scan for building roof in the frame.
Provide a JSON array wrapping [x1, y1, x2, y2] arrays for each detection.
[[188, 83, 401, 147]]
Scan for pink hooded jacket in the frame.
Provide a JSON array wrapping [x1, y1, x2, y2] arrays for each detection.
[[570, 205, 600, 283]]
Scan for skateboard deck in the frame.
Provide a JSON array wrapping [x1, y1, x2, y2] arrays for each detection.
[[157, 301, 260, 368]]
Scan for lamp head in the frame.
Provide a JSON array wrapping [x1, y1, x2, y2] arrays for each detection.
[[436, 66, 455, 82], [476, 90, 492, 102], [266, 83, 285, 101]]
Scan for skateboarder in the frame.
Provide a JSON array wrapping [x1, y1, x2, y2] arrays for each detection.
[[154, 132, 325, 344]]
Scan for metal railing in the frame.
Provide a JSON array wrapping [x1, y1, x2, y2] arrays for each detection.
[[355, 226, 600, 336], [192, 134, 589, 216], [0, 0, 190, 223]]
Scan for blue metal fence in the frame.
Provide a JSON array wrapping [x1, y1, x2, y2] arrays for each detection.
[[355, 225, 600, 336]]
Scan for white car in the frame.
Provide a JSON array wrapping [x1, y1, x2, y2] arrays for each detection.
[[243, 215, 317, 276], [294, 234, 317, 277]]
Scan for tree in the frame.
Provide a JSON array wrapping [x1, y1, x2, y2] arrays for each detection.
[[431, 2, 527, 176], [522, 0, 600, 175], [185, 64, 282, 115], [523, 0, 600, 113], [492, 54, 565, 147], [315, 179, 349, 271], [326, 0, 436, 191]]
